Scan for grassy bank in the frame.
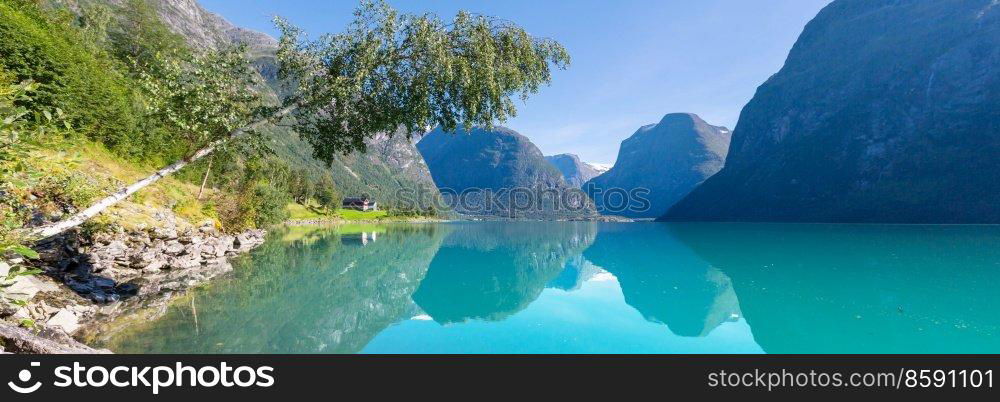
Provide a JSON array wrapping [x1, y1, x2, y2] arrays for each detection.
[[286, 203, 385, 220], [13, 138, 220, 234], [283, 202, 453, 225]]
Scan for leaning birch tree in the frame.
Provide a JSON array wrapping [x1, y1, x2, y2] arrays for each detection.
[[27, 0, 569, 240]]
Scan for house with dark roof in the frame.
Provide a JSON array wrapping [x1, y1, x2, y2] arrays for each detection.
[[342, 197, 378, 211]]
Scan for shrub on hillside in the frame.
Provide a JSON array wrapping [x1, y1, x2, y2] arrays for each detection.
[[0, 1, 148, 154]]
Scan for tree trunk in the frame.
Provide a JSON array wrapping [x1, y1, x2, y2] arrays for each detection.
[[28, 105, 297, 241], [196, 157, 213, 200], [29, 140, 222, 239]]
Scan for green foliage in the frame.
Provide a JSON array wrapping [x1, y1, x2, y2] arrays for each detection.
[[0, 0, 291, 233], [275, 0, 570, 164], [216, 158, 293, 231], [0, 0, 144, 155], [313, 175, 340, 211], [0, 75, 38, 178], [0, 70, 43, 250], [136, 46, 266, 153], [250, 182, 292, 228], [107, 0, 189, 67], [0, 223, 41, 310], [75, 0, 113, 47], [287, 169, 317, 204], [6, 245, 38, 259], [1, 68, 120, 271]]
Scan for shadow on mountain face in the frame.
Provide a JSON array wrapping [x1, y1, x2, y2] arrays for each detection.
[[582, 223, 741, 337], [667, 223, 1000, 353], [412, 222, 597, 324]]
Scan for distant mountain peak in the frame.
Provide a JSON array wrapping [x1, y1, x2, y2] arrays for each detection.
[[545, 153, 605, 189], [418, 127, 595, 219], [585, 163, 612, 174], [550, 152, 582, 162], [585, 112, 731, 218], [659, 112, 703, 123]]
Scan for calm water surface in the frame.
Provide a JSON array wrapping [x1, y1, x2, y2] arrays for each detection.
[[98, 222, 1000, 353]]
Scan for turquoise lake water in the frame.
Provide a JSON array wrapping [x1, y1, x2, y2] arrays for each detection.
[[99, 222, 1000, 354]]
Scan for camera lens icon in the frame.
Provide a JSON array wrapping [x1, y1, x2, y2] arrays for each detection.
[[8, 362, 42, 394]]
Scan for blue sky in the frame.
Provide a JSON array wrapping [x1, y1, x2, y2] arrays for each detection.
[[201, 0, 832, 164]]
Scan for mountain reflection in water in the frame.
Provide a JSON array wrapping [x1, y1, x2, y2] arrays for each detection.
[[99, 222, 1000, 354]]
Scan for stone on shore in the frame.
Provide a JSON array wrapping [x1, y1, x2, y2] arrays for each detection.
[[5, 276, 59, 302], [46, 309, 80, 334], [8, 206, 268, 354]]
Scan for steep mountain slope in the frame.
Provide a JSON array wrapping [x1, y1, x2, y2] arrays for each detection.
[[545, 153, 603, 188], [268, 127, 438, 206], [101, 0, 275, 51], [110, 0, 438, 206], [417, 127, 595, 219], [665, 0, 1000, 223], [585, 113, 730, 218]]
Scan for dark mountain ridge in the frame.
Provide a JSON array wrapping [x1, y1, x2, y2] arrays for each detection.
[[664, 0, 1000, 223]]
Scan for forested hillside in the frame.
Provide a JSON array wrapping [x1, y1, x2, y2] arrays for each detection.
[[0, 0, 295, 242]]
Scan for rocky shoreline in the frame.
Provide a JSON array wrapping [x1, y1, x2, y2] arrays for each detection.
[[0, 214, 266, 354]]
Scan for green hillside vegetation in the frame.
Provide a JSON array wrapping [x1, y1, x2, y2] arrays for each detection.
[[0, 0, 299, 243], [267, 125, 435, 210], [285, 203, 388, 221], [0, 0, 438, 248], [0, 0, 168, 161]]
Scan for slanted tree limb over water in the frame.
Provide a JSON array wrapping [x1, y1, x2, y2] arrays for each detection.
[[27, 0, 569, 241]]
